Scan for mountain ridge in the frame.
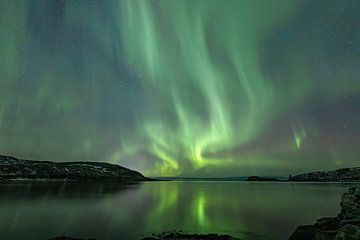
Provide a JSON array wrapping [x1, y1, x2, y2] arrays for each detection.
[[0, 154, 149, 182]]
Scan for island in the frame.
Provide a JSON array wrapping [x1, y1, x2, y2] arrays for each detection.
[[288, 167, 360, 182], [245, 176, 280, 181], [0, 155, 149, 182], [289, 187, 360, 240]]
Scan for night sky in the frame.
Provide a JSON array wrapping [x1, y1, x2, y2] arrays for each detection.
[[0, 0, 359, 177]]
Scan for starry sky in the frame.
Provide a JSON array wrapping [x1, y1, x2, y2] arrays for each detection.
[[0, 0, 359, 177]]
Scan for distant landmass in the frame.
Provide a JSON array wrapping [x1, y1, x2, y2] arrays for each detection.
[[1, 154, 359, 183], [156, 176, 248, 181], [47, 232, 239, 240], [158, 167, 360, 182], [157, 176, 286, 181], [288, 167, 360, 182], [246, 176, 280, 181], [0, 155, 149, 182]]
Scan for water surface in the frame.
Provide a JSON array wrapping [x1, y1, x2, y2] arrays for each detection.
[[0, 181, 358, 240]]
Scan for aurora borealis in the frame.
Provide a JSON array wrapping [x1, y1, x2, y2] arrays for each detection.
[[0, 0, 359, 177]]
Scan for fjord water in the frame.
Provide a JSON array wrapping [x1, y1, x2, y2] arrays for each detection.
[[0, 181, 358, 240]]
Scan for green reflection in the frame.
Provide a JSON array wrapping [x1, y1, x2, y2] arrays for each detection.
[[0, 182, 358, 239]]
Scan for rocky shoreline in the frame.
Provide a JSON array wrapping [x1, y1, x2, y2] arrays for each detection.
[[246, 167, 360, 182], [289, 187, 360, 240], [288, 167, 360, 182]]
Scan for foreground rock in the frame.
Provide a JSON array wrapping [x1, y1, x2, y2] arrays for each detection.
[[288, 167, 360, 181], [0, 155, 149, 182], [289, 187, 360, 240], [246, 176, 280, 181], [142, 231, 239, 240]]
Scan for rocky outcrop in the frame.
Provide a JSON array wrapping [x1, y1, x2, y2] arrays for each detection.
[[289, 187, 360, 240], [288, 167, 360, 182], [246, 176, 280, 181], [0, 155, 149, 182]]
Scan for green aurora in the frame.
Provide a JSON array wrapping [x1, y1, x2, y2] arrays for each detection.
[[0, 0, 359, 176]]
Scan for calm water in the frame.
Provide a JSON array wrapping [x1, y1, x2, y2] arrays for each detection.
[[0, 181, 359, 240]]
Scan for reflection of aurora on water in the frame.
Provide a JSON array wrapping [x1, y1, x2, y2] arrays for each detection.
[[0, 0, 359, 177], [0, 181, 357, 239], [136, 182, 356, 239]]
